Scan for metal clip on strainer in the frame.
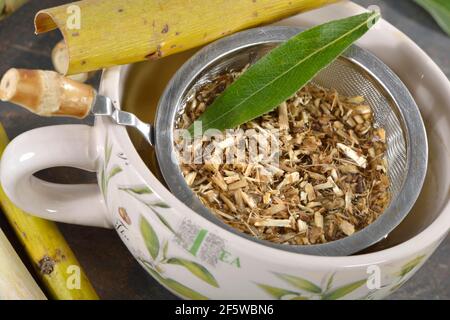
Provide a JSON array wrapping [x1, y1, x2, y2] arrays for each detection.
[[0, 27, 427, 256]]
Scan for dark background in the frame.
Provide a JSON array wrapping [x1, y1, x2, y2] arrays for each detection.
[[0, 0, 448, 299]]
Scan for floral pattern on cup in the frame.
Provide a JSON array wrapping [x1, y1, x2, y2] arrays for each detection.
[[257, 273, 367, 300], [100, 136, 123, 201], [113, 177, 219, 299], [391, 255, 426, 290], [257, 254, 427, 300], [137, 215, 219, 300], [119, 185, 175, 234]]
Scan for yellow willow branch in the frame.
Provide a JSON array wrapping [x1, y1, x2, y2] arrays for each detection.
[[34, 0, 340, 75]]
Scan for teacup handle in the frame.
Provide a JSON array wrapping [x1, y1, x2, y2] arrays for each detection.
[[0, 124, 112, 228]]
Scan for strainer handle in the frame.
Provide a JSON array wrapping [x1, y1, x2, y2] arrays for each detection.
[[0, 68, 156, 146]]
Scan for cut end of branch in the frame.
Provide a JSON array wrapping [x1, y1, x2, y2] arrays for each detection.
[[34, 11, 58, 34], [0, 68, 19, 101], [52, 40, 70, 75]]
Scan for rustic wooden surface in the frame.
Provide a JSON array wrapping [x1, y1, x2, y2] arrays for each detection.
[[0, 0, 448, 299]]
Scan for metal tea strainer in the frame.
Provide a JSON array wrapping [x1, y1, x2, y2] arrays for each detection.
[[155, 26, 428, 256], [0, 26, 427, 256]]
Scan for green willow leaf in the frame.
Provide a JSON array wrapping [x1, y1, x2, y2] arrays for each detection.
[[414, 0, 450, 36], [188, 11, 380, 133], [119, 185, 153, 195], [275, 273, 322, 294], [145, 265, 209, 300], [256, 284, 299, 299], [140, 216, 160, 260], [166, 258, 219, 288], [322, 279, 366, 300]]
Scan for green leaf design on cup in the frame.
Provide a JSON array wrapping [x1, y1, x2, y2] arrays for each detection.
[[119, 185, 153, 195], [149, 201, 171, 209], [162, 241, 169, 260], [188, 12, 380, 133], [256, 284, 299, 299], [105, 138, 112, 165], [120, 183, 214, 298], [119, 186, 175, 234], [145, 266, 208, 300], [321, 279, 366, 300], [325, 273, 336, 292], [275, 273, 322, 294], [162, 278, 209, 300], [148, 207, 176, 234], [108, 166, 123, 180], [259, 273, 368, 300], [166, 258, 219, 288], [99, 169, 105, 195], [397, 255, 425, 278], [140, 216, 160, 260], [100, 136, 123, 200]]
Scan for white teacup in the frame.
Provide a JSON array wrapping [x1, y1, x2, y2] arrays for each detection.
[[1, 2, 449, 299]]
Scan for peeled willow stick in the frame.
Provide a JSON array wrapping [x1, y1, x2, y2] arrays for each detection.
[[0, 126, 99, 300], [0, 228, 46, 300], [0, 68, 94, 118], [34, 0, 339, 75], [0, 0, 28, 21]]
